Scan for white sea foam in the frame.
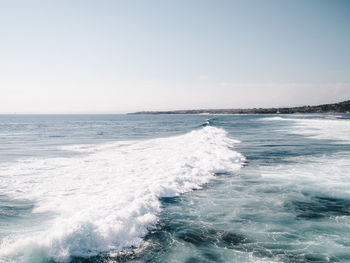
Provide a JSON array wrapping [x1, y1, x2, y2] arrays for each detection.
[[261, 116, 285, 121], [260, 153, 350, 197], [261, 116, 350, 142], [0, 126, 244, 262]]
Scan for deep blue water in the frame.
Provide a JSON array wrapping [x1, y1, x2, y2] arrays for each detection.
[[0, 114, 350, 263]]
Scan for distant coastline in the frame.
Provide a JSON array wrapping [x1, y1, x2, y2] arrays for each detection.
[[130, 100, 350, 115]]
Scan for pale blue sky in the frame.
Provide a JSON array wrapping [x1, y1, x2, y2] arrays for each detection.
[[1, 0, 349, 113]]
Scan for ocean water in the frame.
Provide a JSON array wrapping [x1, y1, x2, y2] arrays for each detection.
[[0, 114, 350, 263]]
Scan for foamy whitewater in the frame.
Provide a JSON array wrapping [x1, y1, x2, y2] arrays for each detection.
[[0, 114, 350, 263], [263, 115, 350, 142], [0, 126, 244, 262]]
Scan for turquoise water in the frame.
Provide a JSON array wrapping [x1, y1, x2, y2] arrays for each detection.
[[0, 114, 350, 262]]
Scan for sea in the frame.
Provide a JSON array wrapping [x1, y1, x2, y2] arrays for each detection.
[[0, 114, 350, 263]]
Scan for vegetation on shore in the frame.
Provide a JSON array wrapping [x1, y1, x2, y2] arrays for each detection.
[[130, 100, 350, 114]]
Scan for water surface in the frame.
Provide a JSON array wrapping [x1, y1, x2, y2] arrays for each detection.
[[0, 114, 349, 262]]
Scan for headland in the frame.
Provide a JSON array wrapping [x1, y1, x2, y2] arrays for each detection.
[[130, 100, 350, 115]]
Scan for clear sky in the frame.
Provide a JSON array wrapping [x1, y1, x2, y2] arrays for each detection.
[[1, 0, 350, 113]]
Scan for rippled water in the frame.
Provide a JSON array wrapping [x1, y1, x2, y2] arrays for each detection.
[[0, 114, 349, 262]]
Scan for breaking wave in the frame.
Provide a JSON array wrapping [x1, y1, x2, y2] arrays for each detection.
[[0, 126, 244, 262], [261, 115, 350, 143]]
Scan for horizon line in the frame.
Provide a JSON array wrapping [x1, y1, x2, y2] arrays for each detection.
[[0, 99, 349, 115]]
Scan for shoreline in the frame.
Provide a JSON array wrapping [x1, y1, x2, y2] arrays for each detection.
[[129, 100, 350, 115]]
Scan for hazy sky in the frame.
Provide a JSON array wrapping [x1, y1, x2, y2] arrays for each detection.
[[1, 0, 350, 113]]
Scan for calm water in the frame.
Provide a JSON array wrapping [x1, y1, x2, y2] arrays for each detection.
[[0, 114, 350, 263]]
